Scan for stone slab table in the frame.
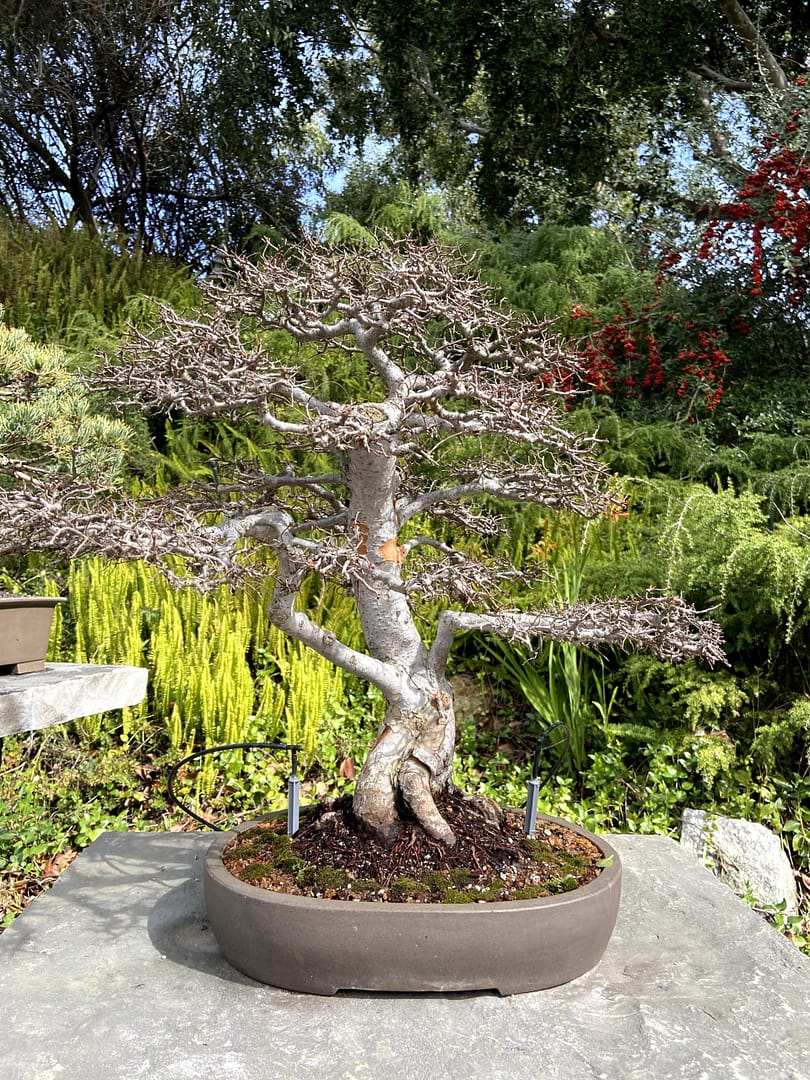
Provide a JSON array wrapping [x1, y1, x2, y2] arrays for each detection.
[[0, 662, 148, 739], [1, 831, 808, 1080]]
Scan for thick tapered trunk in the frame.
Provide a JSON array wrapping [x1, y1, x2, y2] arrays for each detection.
[[344, 441, 458, 845], [352, 677, 457, 846]]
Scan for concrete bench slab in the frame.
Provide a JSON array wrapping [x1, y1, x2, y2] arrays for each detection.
[[0, 663, 148, 738], [1, 831, 808, 1080]]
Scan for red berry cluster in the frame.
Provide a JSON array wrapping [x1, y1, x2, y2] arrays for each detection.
[[571, 94, 810, 418], [571, 279, 731, 419], [702, 103, 810, 303]]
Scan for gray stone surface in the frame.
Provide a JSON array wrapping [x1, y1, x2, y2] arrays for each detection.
[[681, 807, 799, 914], [2, 831, 809, 1079], [0, 663, 148, 737]]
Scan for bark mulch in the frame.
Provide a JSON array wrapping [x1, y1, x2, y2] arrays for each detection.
[[221, 789, 608, 903]]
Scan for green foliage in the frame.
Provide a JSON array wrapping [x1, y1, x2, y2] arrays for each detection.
[[0, 3, 350, 259], [0, 221, 197, 351], [0, 321, 135, 485], [323, 177, 447, 242], [569, 401, 810, 520], [749, 899, 810, 956], [465, 225, 656, 329], [0, 733, 169, 925], [693, 732, 738, 790], [618, 656, 748, 734], [479, 636, 605, 776], [660, 486, 810, 665], [359, 0, 797, 225], [752, 698, 810, 772], [7, 556, 366, 800], [573, 410, 710, 479]]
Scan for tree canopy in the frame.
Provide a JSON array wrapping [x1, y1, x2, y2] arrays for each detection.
[[2, 1, 808, 255], [0, 0, 355, 261], [350, 0, 810, 227]]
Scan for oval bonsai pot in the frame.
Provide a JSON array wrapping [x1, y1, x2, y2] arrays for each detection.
[[204, 813, 621, 996], [0, 596, 65, 675]]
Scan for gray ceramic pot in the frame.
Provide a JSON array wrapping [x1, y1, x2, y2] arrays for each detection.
[[204, 812, 621, 995]]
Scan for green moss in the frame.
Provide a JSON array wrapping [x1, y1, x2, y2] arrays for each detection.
[[227, 841, 265, 861], [295, 866, 319, 889], [525, 839, 556, 860], [317, 866, 349, 890], [557, 852, 589, 872], [391, 876, 423, 898], [237, 861, 275, 884], [275, 854, 306, 874], [237, 825, 270, 843], [477, 882, 503, 901], [545, 875, 580, 895], [420, 870, 450, 894], [512, 885, 541, 900], [351, 878, 381, 896], [526, 840, 588, 874], [443, 888, 475, 904], [449, 867, 473, 886], [268, 833, 293, 856]]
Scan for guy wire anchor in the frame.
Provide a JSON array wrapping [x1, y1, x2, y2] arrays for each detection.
[[287, 744, 301, 836], [165, 740, 304, 834], [524, 721, 571, 836]]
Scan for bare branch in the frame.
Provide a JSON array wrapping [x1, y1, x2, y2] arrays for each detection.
[[407, 47, 489, 137], [429, 593, 727, 676], [398, 461, 617, 525], [687, 72, 750, 188], [267, 548, 397, 696], [693, 65, 756, 92], [0, 480, 244, 590], [719, 0, 789, 94]]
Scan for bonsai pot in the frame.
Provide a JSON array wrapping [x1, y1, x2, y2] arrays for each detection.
[[204, 813, 621, 996], [0, 596, 65, 674]]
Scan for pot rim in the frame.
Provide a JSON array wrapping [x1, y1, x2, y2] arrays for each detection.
[[0, 596, 66, 607], [205, 810, 621, 914]]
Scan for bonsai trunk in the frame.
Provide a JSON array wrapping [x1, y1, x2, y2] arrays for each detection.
[[352, 679, 457, 847], [345, 442, 458, 846]]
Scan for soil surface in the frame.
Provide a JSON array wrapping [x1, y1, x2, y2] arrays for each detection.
[[222, 790, 607, 903]]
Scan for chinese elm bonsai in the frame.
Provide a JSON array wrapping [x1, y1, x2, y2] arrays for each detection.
[[0, 237, 725, 847]]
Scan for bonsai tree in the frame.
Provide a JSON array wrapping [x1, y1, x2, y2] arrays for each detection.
[[0, 238, 724, 845]]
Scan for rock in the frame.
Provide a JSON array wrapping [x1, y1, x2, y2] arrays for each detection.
[[680, 808, 798, 914], [461, 792, 505, 828]]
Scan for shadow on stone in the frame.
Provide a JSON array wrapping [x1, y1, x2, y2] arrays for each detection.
[[146, 875, 263, 986]]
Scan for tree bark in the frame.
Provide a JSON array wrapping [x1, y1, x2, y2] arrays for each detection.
[[352, 681, 457, 846], [344, 440, 458, 845]]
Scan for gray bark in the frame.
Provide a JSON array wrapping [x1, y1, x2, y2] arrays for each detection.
[[344, 443, 457, 844]]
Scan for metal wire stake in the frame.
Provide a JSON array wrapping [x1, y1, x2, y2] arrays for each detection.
[[165, 741, 303, 832], [524, 777, 541, 836], [524, 721, 571, 835], [287, 774, 301, 836]]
